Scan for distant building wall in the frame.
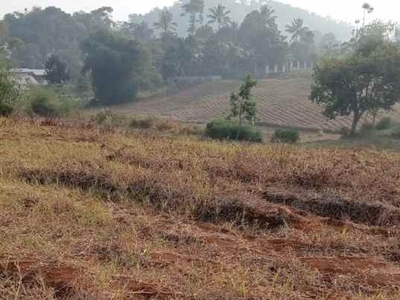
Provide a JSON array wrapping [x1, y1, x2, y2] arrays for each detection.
[[11, 69, 46, 85]]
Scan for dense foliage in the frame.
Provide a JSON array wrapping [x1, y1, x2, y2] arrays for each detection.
[[0, 1, 337, 86], [1, 1, 396, 111], [206, 119, 262, 142], [81, 30, 150, 105], [44, 54, 70, 84], [271, 129, 300, 144], [228, 74, 258, 125], [0, 68, 19, 116], [310, 23, 400, 136]]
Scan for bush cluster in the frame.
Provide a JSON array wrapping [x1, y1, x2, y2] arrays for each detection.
[[205, 119, 262, 142], [376, 117, 392, 131], [0, 69, 20, 116], [25, 87, 77, 118], [271, 129, 300, 144]]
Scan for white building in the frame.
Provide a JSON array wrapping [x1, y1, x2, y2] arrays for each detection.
[[11, 68, 46, 86]]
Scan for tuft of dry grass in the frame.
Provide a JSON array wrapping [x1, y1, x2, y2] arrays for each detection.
[[1, 118, 400, 299]]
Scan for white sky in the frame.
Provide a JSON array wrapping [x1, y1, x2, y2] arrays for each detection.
[[0, 0, 398, 23]]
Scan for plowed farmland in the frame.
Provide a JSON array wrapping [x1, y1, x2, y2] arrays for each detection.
[[111, 74, 400, 131], [2, 118, 400, 299]]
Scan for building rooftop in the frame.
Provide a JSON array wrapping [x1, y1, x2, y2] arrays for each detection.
[[11, 68, 46, 77]]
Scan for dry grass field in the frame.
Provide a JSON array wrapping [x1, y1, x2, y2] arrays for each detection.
[[2, 118, 400, 299], [107, 74, 400, 132]]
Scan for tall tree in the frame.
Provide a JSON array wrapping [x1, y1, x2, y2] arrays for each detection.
[[228, 74, 258, 125], [122, 21, 154, 43], [4, 7, 87, 69], [81, 30, 145, 105], [181, 0, 205, 35], [362, 3, 374, 27], [310, 41, 400, 136], [239, 7, 287, 76], [90, 7, 115, 29], [260, 5, 277, 29], [0, 67, 19, 116], [285, 18, 310, 43], [207, 4, 231, 30], [44, 54, 70, 84], [154, 8, 177, 37]]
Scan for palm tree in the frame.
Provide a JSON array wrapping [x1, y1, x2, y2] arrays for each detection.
[[362, 3, 374, 26], [154, 8, 177, 37], [260, 5, 277, 29], [207, 4, 231, 30], [285, 18, 311, 43], [181, 0, 205, 35]]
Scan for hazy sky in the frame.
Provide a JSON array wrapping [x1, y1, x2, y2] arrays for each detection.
[[1, 0, 399, 23]]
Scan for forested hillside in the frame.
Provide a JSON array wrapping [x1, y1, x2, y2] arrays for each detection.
[[0, 0, 356, 108], [130, 0, 352, 41]]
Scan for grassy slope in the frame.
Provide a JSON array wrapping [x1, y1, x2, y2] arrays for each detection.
[[108, 74, 400, 132], [1, 118, 400, 299]]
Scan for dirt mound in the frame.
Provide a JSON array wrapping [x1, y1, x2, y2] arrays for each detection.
[[264, 191, 400, 226]]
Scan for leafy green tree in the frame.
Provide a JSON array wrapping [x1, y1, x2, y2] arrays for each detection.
[[194, 25, 214, 41], [207, 4, 231, 30], [4, 7, 87, 68], [0, 68, 20, 116], [181, 0, 205, 35], [74, 7, 115, 32], [228, 74, 258, 125], [81, 30, 145, 105], [122, 21, 154, 43], [310, 42, 400, 136], [44, 54, 70, 84], [154, 8, 177, 38], [161, 36, 200, 79], [319, 32, 339, 56], [90, 7, 115, 29], [239, 6, 287, 76]]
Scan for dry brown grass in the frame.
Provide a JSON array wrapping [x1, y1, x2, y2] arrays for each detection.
[[1, 117, 400, 299]]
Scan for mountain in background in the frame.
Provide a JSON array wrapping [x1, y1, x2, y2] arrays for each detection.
[[130, 0, 353, 41]]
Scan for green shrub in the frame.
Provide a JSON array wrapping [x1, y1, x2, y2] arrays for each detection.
[[28, 88, 61, 118], [376, 117, 392, 130], [0, 102, 13, 117], [271, 129, 300, 144], [0, 69, 20, 116], [205, 119, 262, 142], [94, 109, 114, 125]]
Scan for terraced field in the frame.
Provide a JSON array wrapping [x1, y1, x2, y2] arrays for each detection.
[[111, 74, 400, 132]]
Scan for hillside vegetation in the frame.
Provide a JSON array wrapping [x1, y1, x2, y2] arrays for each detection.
[[1, 118, 400, 299], [131, 0, 352, 40]]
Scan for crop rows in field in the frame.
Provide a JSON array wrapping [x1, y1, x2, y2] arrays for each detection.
[[118, 75, 400, 131]]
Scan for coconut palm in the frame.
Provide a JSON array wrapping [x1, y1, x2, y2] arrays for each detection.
[[207, 4, 231, 30], [285, 18, 311, 43], [260, 5, 277, 29], [362, 3, 374, 26], [181, 0, 205, 35], [154, 8, 177, 36]]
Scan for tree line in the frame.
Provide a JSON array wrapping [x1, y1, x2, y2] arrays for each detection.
[[0, 1, 342, 105]]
